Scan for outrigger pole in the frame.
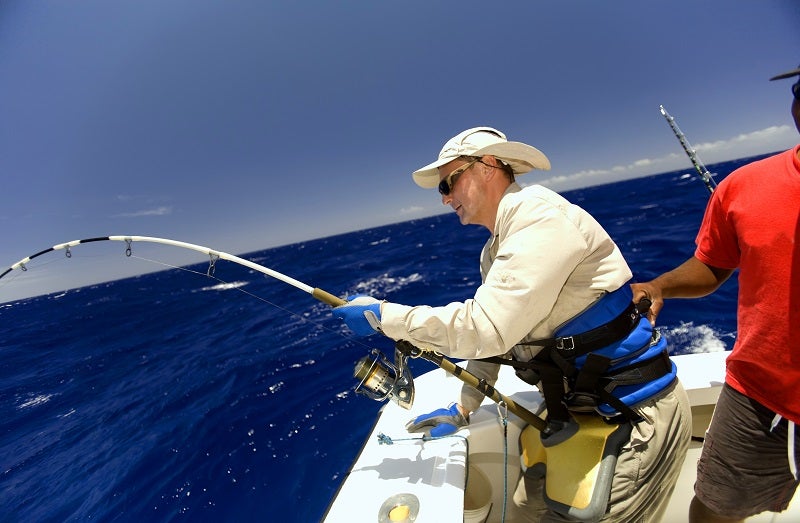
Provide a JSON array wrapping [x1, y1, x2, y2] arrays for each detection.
[[660, 105, 717, 194], [2, 235, 545, 429]]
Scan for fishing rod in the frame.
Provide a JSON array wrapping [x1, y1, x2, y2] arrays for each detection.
[[659, 105, 717, 194], [0, 235, 345, 306], [2, 235, 546, 430]]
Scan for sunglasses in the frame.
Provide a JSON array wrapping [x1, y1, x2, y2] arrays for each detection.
[[438, 158, 480, 196]]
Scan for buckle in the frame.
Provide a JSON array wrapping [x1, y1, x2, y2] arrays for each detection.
[[556, 336, 575, 351]]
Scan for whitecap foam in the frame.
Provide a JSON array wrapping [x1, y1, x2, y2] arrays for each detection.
[[663, 321, 732, 354], [195, 281, 248, 292], [17, 393, 54, 409], [351, 273, 423, 296]]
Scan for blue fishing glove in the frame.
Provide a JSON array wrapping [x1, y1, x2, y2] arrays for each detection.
[[405, 404, 469, 438], [332, 295, 383, 336]]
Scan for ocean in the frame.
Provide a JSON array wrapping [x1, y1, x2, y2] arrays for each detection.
[[0, 154, 769, 522]]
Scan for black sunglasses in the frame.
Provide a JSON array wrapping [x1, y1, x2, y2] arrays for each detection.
[[438, 158, 479, 196], [437, 158, 502, 196]]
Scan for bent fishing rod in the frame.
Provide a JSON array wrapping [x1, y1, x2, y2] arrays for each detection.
[[0, 235, 345, 306], [1, 235, 546, 431], [660, 105, 717, 194]]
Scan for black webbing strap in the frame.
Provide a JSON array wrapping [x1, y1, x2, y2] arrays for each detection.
[[537, 361, 572, 423], [583, 349, 673, 422], [482, 347, 674, 423], [517, 301, 640, 359], [574, 352, 612, 396], [602, 348, 673, 389], [478, 301, 660, 424]]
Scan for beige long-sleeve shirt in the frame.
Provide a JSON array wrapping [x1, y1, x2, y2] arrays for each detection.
[[381, 183, 632, 411]]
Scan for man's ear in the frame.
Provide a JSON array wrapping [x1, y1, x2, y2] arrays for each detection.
[[481, 155, 500, 179]]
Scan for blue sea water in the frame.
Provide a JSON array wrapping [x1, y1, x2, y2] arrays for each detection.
[[0, 154, 772, 522]]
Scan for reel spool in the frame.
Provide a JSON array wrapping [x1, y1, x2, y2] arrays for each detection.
[[353, 347, 415, 410]]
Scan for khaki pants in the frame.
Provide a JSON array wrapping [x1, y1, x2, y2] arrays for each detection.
[[512, 380, 691, 522]]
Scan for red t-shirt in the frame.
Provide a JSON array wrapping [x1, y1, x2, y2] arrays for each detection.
[[695, 145, 800, 423]]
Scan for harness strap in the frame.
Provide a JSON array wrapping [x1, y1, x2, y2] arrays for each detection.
[[603, 348, 672, 388], [481, 346, 670, 382], [587, 349, 674, 421], [481, 349, 576, 425], [518, 302, 639, 358], [480, 299, 671, 426], [594, 389, 643, 423], [574, 353, 612, 396], [537, 363, 571, 426], [483, 347, 673, 423]]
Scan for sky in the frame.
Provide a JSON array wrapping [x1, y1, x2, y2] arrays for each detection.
[[1, 0, 799, 303]]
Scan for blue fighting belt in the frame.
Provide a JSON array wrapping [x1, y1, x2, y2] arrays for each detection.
[[554, 286, 676, 419], [485, 285, 677, 425]]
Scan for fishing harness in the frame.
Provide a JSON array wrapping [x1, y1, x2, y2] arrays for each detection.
[[482, 286, 676, 432]]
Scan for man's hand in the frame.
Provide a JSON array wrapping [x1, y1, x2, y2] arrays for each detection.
[[332, 295, 383, 336], [630, 282, 664, 326], [405, 404, 469, 438]]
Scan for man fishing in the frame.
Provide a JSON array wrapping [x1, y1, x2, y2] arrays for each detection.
[[632, 63, 800, 523], [333, 127, 691, 522]]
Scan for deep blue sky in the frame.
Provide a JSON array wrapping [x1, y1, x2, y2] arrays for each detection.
[[1, 1, 799, 302]]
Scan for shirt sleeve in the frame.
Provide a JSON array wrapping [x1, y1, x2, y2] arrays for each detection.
[[695, 182, 741, 269]]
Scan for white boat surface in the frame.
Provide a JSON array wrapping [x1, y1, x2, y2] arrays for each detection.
[[323, 350, 800, 522]]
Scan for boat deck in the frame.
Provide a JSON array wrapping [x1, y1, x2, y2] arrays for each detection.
[[324, 351, 799, 522]]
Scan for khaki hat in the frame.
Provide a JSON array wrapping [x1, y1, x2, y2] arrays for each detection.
[[411, 126, 551, 188], [769, 63, 800, 81]]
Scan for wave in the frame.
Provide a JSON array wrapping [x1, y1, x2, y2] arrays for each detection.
[[194, 281, 249, 292], [16, 393, 55, 409], [662, 321, 733, 355], [348, 272, 424, 296]]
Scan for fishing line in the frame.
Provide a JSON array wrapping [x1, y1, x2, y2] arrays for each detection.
[[124, 253, 380, 353]]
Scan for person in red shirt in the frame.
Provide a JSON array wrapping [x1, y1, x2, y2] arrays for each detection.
[[632, 63, 800, 522]]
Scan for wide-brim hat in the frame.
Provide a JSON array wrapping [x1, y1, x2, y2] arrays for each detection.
[[412, 126, 551, 188], [769, 63, 800, 81]]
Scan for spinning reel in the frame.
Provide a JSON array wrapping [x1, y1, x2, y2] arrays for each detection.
[[353, 342, 417, 410]]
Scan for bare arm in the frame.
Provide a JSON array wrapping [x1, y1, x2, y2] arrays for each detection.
[[630, 256, 734, 325]]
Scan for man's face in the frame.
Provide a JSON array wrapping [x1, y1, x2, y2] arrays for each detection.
[[437, 157, 485, 226]]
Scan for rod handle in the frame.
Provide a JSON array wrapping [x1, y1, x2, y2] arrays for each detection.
[[312, 288, 346, 307]]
